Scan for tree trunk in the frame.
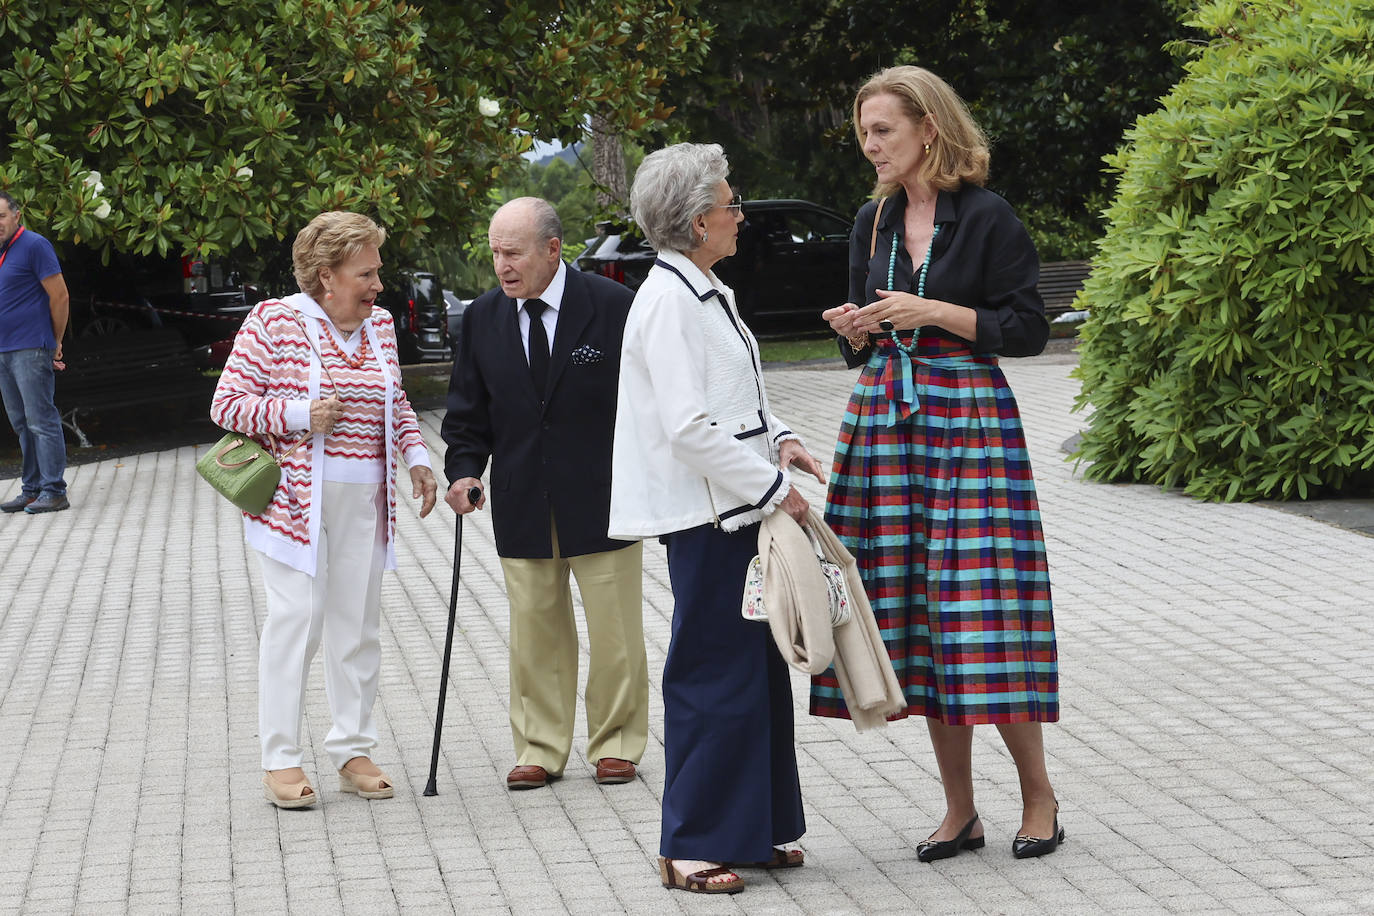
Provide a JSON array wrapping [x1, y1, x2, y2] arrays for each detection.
[[591, 113, 628, 215]]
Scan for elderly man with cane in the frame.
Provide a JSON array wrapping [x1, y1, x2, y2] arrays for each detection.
[[440, 197, 646, 790]]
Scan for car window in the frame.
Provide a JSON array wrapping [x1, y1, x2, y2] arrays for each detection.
[[750, 213, 793, 245], [411, 275, 438, 307], [614, 233, 652, 254], [748, 210, 850, 245], [790, 211, 851, 242]]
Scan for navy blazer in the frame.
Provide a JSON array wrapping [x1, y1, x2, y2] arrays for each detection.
[[441, 267, 635, 559]]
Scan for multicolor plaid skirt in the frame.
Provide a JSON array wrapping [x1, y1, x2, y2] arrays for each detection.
[[809, 335, 1058, 725]]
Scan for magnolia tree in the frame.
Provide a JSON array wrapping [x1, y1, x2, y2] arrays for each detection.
[[0, 0, 707, 257], [1073, 0, 1374, 501]]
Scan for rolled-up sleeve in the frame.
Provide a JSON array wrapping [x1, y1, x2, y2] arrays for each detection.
[[969, 207, 1049, 358]]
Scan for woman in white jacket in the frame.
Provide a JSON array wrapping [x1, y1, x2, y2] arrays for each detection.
[[610, 143, 826, 895]]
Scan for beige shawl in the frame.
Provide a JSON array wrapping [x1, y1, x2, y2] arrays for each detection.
[[759, 507, 905, 731]]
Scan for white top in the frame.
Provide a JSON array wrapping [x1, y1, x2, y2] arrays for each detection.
[[609, 250, 799, 537], [277, 297, 432, 485]]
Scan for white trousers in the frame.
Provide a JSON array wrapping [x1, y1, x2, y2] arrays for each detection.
[[256, 481, 387, 771]]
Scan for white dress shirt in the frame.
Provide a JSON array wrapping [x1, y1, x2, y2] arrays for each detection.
[[516, 260, 567, 360]]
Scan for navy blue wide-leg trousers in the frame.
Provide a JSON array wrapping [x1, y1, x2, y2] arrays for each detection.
[[659, 522, 805, 861]]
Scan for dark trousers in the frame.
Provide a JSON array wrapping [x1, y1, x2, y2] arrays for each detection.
[[660, 522, 805, 861]]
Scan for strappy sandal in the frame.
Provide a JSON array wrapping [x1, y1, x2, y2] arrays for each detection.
[[263, 769, 317, 809], [724, 846, 804, 869], [338, 757, 395, 799], [658, 857, 745, 894]]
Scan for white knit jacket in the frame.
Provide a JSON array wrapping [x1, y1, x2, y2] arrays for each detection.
[[610, 250, 800, 537]]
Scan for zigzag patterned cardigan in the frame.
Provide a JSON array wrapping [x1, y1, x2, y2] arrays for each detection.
[[210, 293, 430, 575]]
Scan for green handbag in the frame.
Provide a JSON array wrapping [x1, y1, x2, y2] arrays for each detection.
[[196, 432, 306, 515], [199, 311, 337, 514]]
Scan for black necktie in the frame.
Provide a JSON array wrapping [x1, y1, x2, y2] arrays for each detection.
[[525, 298, 550, 398]]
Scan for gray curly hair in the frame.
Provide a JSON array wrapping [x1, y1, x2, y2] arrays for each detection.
[[630, 142, 729, 253]]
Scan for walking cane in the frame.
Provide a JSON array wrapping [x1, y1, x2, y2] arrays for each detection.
[[423, 485, 482, 797]]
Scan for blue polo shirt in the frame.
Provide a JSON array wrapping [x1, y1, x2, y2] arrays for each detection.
[[0, 228, 63, 352]]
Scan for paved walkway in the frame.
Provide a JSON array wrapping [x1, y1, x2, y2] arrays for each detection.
[[2, 358, 1371, 915]]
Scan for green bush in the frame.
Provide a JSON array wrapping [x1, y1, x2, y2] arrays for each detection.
[[0, 1, 707, 258], [1073, 0, 1374, 501]]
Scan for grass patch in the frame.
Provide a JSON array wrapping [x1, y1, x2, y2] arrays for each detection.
[[758, 337, 837, 364], [1049, 319, 1085, 339], [403, 373, 450, 401]]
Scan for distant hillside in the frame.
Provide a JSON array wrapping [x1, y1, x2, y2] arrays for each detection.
[[532, 143, 583, 167]]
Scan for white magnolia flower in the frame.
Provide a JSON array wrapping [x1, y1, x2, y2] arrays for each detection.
[[83, 171, 104, 194], [236, 166, 254, 179], [93, 200, 112, 219], [478, 97, 500, 117]]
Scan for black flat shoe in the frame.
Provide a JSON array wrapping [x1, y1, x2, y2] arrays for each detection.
[[916, 814, 984, 863], [1012, 818, 1065, 859]]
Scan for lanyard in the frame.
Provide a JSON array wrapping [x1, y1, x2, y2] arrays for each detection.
[[0, 225, 24, 273]]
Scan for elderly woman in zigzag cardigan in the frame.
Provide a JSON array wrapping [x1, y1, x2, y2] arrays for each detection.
[[210, 211, 437, 810]]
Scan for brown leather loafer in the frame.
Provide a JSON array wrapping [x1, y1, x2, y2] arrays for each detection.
[[506, 764, 550, 789], [594, 757, 636, 785]]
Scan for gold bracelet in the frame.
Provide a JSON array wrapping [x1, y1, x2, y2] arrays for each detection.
[[846, 333, 868, 353]]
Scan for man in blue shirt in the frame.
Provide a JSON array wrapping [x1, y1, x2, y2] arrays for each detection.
[[0, 191, 70, 513]]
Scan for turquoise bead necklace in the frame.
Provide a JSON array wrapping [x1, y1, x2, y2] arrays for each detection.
[[885, 223, 940, 353]]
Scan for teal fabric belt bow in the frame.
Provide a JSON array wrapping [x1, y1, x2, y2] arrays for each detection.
[[875, 348, 990, 427]]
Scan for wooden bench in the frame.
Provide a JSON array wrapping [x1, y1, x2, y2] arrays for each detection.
[[55, 329, 213, 447], [1039, 260, 1092, 318]]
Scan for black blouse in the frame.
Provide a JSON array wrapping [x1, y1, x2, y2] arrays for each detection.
[[839, 183, 1049, 367]]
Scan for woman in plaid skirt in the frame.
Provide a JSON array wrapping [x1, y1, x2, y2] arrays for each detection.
[[811, 66, 1064, 860]]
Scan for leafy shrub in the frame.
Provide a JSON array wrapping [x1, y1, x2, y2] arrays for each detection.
[[1073, 0, 1374, 501], [0, 1, 706, 258], [1019, 199, 1108, 262]]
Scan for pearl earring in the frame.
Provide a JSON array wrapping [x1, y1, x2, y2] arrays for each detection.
[[702, 230, 709, 243]]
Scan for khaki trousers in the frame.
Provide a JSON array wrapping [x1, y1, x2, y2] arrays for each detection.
[[499, 527, 647, 774]]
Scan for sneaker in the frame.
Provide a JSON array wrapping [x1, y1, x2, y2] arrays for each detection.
[[25, 494, 70, 514], [1, 493, 37, 513]]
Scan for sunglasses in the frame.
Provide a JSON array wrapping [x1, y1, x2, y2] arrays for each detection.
[[715, 194, 743, 213]]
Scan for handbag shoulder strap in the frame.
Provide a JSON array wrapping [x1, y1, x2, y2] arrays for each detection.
[[803, 524, 827, 561], [868, 197, 887, 260]]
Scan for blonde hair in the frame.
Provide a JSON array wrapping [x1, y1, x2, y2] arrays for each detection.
[[292, 211, 387, 298], [854, 66, 989, 198]]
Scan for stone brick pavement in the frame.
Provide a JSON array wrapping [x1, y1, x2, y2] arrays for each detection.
[[1, 358, 1371, 915]]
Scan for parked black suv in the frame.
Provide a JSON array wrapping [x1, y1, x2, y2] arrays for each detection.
[[443, 288, 471, 360], [61, 247, 262, 367], [378, 268, 451, 363], [575, 199, 852, 333]]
